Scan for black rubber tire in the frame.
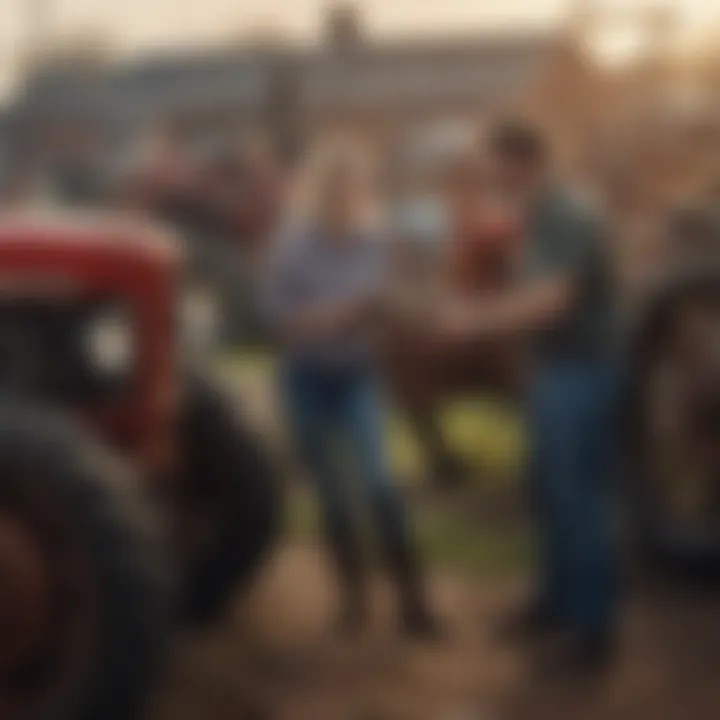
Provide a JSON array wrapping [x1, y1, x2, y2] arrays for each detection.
[[179, 371, 282, 625], [625, 265, 720, 580], [0, 404, 169, 720]]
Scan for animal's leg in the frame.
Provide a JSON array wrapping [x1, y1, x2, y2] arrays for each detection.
[[405, 405, 468, 490]]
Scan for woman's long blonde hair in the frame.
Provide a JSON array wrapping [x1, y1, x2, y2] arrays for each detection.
[[288, 135, 381, 232]]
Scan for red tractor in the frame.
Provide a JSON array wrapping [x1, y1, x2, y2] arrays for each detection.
[[0, 212, 281, 720]]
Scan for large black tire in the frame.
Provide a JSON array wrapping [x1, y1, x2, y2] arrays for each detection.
[[179, 372, 282, 624], [625, 265, 720, 579], [0, 405, 169, 720]]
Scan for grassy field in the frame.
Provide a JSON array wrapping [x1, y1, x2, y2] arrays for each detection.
[[216, 349, 530, 577]]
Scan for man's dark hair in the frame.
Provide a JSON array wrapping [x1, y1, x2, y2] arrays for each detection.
[[489, 119, 547, 165]]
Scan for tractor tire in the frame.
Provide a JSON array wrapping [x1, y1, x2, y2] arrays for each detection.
[[179, 371, 282, 625], [625, 265, 720, 580], [0, 405, 169, 720]]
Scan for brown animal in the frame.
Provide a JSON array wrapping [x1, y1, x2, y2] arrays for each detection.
[[383, 200, 524, 488]]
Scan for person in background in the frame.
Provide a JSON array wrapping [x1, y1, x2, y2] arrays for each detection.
[[263, 141, 440, 638], [439, 121, 619, 674], [444, 150, 522, 297]]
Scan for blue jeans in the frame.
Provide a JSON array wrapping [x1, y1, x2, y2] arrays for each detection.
[[527, 361, 618, 636], [280, 360, 417, 593]]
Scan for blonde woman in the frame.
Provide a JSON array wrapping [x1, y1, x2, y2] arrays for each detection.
[[264, 140, 440, 637]]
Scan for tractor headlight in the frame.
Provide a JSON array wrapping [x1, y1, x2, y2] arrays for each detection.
[[82, 306, 136, 378]]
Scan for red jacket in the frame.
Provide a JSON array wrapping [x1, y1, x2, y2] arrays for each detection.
[[448, 200, 523, 296]]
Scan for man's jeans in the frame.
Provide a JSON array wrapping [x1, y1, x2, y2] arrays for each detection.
[[280, 361, 417, 596], [527, 361, 619, 637]]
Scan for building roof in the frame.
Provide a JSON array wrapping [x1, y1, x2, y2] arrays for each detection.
[[16, 30, 564, 125]]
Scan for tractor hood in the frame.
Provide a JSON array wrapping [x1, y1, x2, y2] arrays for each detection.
[[0, 210, 183, 291]]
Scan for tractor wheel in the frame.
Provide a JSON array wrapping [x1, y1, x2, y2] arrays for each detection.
[[178, 372, 282, 624], [0, 405, 169, 720], [626, 266, 720, 579]]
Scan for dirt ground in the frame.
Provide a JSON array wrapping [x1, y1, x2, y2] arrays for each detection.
[[151, 364, 720, 720], [150, 542, 720, 720]]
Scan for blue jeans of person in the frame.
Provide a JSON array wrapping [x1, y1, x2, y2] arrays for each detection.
[[279, 360, 419, 600], [527, 360, 619, 637]]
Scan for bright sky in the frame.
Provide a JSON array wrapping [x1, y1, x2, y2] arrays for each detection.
[[1, 0, 719, 99]]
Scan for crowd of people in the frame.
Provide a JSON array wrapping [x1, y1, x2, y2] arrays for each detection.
[[259, 120, 621, 677]]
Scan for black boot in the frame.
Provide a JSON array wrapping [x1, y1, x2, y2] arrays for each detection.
[[326, 527, 367, 636], [370, 485, 446, 640], [384, 520, 444, 640]]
